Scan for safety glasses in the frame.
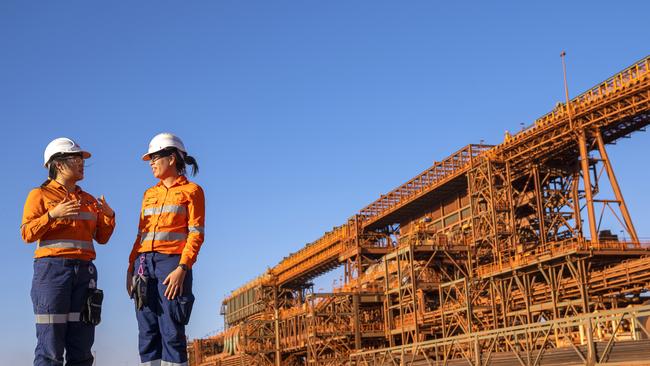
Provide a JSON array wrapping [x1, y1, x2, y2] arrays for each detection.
[[149, 150, 174, 163], [61, 154, 84, 165]]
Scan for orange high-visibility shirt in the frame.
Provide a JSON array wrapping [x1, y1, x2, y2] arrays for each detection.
[[21, 180, 116, 260], [128, 175, 205, 271]]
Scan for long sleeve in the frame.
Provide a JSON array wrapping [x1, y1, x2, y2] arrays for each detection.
[[93, 210, 116, 244], [20, 188, 52, 243], [180, 185, 205, 268], [128, 194, 146, 272]]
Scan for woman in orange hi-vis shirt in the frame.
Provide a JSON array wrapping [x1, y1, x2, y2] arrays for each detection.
[[127, 133, 204, 366], [21, 137, 115, 366]]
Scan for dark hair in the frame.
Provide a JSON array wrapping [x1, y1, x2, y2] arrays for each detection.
[[48, 163, 58, 180], [46, 153, 65, 180], [166, 148, 199, 176]]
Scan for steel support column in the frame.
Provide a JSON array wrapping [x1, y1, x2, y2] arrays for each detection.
[[594, 130, 639, 242], [578, 129, 598, 241]]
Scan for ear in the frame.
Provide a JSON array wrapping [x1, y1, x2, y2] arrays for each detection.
[[53, 161, 63, 171]]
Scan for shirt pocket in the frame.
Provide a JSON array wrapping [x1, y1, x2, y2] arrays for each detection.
[[76, 199, 99, 231], [159, 194, 188, 228], [44, 200, 68, 228], [44, 200, 59, 215], [142, 196, 159, 217]]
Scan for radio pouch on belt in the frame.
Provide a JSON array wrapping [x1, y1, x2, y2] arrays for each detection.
[[81, 288, 104, 325], [131, 274, 148, 310]]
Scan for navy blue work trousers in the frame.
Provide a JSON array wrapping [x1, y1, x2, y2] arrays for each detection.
[[134, 252, 194, 366], [30, 257, 97, 366]]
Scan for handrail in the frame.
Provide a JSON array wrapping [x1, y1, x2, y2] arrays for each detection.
[[359, 144, 491, 225], [476, 239, 650, 277], [492, 55, 650, 155], [351, 304, 650, 360]]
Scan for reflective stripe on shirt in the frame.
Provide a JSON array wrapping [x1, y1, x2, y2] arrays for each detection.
[[140, 232, 188, 242], [143, 205, 186, 217], [70, 211, 97, 221], [38, 240, 94, 250]]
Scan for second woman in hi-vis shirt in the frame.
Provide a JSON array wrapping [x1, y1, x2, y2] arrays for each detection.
[[127, 133, 205, 366]]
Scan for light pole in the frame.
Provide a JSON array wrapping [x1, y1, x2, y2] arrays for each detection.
[[560, 51, 573, 129]]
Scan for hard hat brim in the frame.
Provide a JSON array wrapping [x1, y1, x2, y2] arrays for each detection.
[[142, 151, 157, 161], [142, 147, 185, 161], [43, 150, 92, 167]]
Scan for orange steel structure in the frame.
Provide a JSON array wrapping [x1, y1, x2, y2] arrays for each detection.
[[190, 55, 650, 366]]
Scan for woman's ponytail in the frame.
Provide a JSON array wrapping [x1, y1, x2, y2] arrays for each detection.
[[184, 155, 199, 176], [170, 148, 199, 176]]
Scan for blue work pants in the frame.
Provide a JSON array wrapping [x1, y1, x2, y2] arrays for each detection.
[[134, 252, 194, 366], [30, 257, 97, 366]]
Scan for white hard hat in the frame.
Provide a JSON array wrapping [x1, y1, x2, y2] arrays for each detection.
[[43, 137, 91, 167], [142, 133, 187, 161]]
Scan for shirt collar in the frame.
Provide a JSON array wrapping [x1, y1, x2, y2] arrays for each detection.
[[47, 179, 82, 194], [156, 175, 189, 189]]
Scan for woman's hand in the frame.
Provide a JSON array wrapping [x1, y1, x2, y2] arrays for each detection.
[[97, 195, 115, 218], [49, 197, 81, 219], [163, 266, 186, 300]]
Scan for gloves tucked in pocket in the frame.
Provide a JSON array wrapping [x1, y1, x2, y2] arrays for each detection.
[[131, 275, 148, 311], [170, 294, 195, 325], [81, 288, 103, 326]]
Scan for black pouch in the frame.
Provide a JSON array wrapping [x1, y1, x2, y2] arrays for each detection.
[[130, 274, 148, 311], [81, 288, 103, 325], [170, 293, 195, 325]]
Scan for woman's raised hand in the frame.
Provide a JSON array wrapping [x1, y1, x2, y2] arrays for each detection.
[[48, 197, 81, 219], [97, 195, 115, 218]]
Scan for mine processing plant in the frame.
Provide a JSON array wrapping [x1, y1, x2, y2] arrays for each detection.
[[190, 55, 650, 366]]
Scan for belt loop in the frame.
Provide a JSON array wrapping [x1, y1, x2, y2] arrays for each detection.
[[151, 252, 157, 273]]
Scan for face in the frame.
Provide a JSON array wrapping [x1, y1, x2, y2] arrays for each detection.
[[149, 151, 177, 179], [55, 154, 85, 181]]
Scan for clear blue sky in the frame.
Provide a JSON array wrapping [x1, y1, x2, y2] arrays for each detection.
[[1, 1, 648, 364]]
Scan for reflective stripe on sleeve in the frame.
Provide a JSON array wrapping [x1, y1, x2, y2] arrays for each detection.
[[140, 232, 188, 242], [37, 240, 94, 250], [35, 312, 81, 324], [188, 226, 204, 234], [143, 205, 186, 217]]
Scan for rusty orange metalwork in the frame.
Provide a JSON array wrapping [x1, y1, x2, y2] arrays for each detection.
[[189, 55, 650, 366]]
